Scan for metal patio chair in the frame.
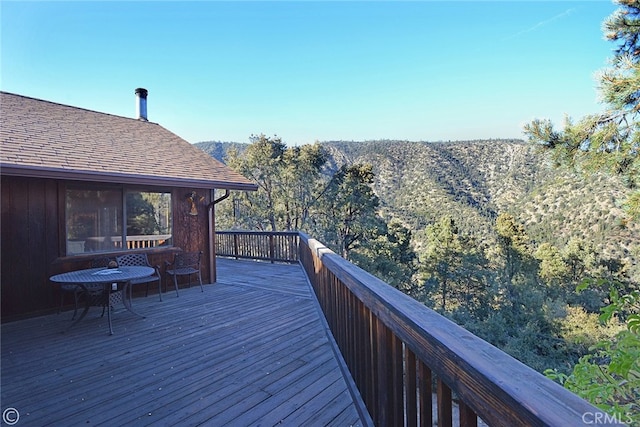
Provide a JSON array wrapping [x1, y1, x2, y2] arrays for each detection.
[[116, 253, 162, 301], [59, 257, 111, 320], [164, 251, 204, 296]]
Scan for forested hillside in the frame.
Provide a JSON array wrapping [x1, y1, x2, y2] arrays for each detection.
[[197, 139, 639, 282], [322, 139, 639, 277], [196, 0, 640, 417], [197, 137, 639, 420]]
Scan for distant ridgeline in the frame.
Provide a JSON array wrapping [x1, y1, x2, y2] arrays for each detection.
[[196, 139, 640, 282]]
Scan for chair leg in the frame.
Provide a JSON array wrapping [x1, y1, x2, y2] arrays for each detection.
[[197, 272, 204, 292], [101, 290, 111, 318], [107, 294, 114, 335], [158, 279, 163, 302], [163, 274, 168, 296], [59, 290, 80, 320], [71, 292, 80, 320], [173, 274, 179, 297], [59, 292, 67, 315]]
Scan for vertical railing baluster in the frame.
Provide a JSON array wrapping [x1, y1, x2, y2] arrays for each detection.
[[406, 348, 418, 427], [354, 297, 365, 402], [364, 305, 376, 422], [418, 361, 432, 427], [233, 233, 238, 259], [437, 379, 453, 427], [370, 315, 381, 425], [459, 400, 478, 427], [349, 291, 357, 375], [391, 334, 404, 426], [376, 317, 392, 426], [345, 289, 353, 371], [269, 233, 275, 263]]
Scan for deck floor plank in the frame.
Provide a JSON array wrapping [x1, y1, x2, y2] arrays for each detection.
[[1, 258, 367, 426]]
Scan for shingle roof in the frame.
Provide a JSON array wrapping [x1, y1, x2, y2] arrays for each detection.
[[0, 92, 257, 191]]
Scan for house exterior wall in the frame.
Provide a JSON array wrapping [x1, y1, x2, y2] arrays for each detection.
[[1, 175, 213, 322]]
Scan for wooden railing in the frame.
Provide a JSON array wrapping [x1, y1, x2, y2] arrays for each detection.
[[215, 231, 299, 263], [124, 234, 172, 249], [217, 231, 623, 426], [80, 234, 171, 252]]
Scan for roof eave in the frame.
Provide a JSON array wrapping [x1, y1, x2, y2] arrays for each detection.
[[0, 164, 259, 191]]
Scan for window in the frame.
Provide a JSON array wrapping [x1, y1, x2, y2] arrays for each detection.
[[66, 187, 172, 255]]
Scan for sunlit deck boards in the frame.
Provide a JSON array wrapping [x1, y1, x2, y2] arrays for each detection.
[[1, 258, 367, 426]]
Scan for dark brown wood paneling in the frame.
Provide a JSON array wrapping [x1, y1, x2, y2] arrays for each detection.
[[1, 176, 60, 320], [27, 178, 53, 312], [173, 187, 207, 252], [1, 179, 216, 321], [171, 187, 211, 284], [1, 176, 22, 318]]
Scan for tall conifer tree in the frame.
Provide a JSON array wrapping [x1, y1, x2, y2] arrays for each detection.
[[525, 2, 640, 419], [524, 0, 640, 219]]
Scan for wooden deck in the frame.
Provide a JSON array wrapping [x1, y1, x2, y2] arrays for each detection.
[[1, 258, 368, 426]]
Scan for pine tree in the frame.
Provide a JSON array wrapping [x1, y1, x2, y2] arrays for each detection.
[[421, 215, 465, 312], [313, 164, 383, 260], [524, 0, 640, 220], [350, 220, 417, 292], [224, 135, 327, 231], [524, 2, 640, 417]]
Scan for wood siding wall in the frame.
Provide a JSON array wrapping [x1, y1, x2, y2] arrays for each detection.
[[1, 176, 213, 321]]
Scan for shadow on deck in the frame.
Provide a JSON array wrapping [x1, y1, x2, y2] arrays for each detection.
[[1, 258, 367, 426]]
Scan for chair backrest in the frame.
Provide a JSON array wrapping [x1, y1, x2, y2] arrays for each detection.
[[91, 257, 113, 268], [174, 251, 202, 269], [116, 253, 150, 267]]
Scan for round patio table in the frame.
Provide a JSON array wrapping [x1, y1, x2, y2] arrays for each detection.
[[50, 266, 154, 335]]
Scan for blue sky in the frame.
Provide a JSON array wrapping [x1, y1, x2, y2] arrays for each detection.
[[1, 1, 617, 145]]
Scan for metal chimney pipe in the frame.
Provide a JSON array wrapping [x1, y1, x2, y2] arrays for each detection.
[[135, 88, 148, 121]]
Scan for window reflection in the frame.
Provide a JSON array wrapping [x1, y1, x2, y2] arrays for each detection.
[[66, 188, 172, 254]]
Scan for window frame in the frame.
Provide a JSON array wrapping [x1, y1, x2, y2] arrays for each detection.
[[63, 182, 174, 256]]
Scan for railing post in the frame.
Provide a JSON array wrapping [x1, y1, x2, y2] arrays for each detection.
[[269, 233, 275, 263], [233, 233, 239, 259]]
